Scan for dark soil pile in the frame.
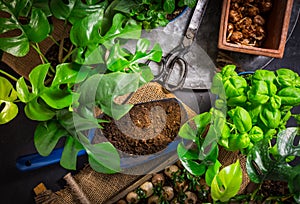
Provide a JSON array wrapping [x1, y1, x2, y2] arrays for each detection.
[[100, 99, 182, 155]]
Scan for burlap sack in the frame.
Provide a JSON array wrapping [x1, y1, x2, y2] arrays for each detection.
[[34, 82, 249, 204]]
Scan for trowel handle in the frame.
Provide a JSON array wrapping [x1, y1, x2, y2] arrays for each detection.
[[16, 148, 86, 171]]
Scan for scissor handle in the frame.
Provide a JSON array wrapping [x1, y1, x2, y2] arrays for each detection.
[[146, 58, 168, 81], [163, 56, 188, 91]]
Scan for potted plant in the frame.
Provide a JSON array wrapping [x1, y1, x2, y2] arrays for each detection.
[[0, 0, 195, 174], [176, 65, 300, 203]]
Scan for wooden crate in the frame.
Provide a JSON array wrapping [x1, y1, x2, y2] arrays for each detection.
[[218, 0, 294, 58]]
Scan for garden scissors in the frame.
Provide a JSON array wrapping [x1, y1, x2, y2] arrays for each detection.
[[148, 0, 209, 91]]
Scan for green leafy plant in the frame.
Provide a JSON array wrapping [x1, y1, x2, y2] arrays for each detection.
[[0, 0, 164, 173], [0, 76, 18, 124], [177, 64, 300, 202], [107, 0, 197, 30], [246, 127, 300, 203], [210, 65, 300, 153]]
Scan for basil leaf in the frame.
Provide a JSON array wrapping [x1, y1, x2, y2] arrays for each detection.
[[259, 107, 281, 129], [163, 0, 175, 13], [248, 80, 269, 105], [277, 87, 300, 106], [276, 68, 299, 88], [252, 70, 276, 83], [231, 106, 252, 133]]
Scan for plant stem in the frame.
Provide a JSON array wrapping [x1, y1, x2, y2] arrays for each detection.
[[0, 69, 18, 82], [250, 182, 262, 201], [31, 43, 48, 64], [49, 35, 68, 52], [31, 43, 56, 74], [62, 45, 74, 63]]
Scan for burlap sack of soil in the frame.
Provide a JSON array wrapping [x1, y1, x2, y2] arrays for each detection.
[[34, 82, 250, 204]]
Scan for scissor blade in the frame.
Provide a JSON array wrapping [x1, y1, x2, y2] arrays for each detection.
[[183, 0, 209, 46]]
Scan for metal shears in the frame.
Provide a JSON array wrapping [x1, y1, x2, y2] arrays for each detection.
[[147, 0, 209, 91]]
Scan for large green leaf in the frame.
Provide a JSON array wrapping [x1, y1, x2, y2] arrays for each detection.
[[78, 72, 140, 120], [95, 72, 140, 120], [200, 109, 225, 159], [87, 142, 121, 174], [205, 160, 222, 186], [22, 7, 50, 42], [0, 100, 18, 124], [56, 110, 120, 173], [50, 0, 107, 24], [60, 136, 84, 170], [0, 1, 50, 56], [34, 120, 67, 156], [51, 63, 89, 87], [70, 10, 104, 47], [0, 76, 18, 101], [107, 38, 162, 73], [178, 142, 219, 176], [211, 160, 242, 202], [99, 13, 141, 49], [24, 97, 55, 121], [17, 63, 76, 118], [246, 127, 300, 200]]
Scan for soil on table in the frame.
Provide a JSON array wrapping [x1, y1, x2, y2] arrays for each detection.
[[100, 99, 182, 155]]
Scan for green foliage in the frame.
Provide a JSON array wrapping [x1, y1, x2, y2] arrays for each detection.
[[50, 0, 108, 24], [107, 0, 196, 30], [210, 65, 300, 153], [16, 63, 76, 121], [177, 108, 226, 178], [0, 76, 18, 124], [211, 160, 242, 202], [246, 127, 300, 202], [78, 72, 141, 120], [0, 0, 50, 56]]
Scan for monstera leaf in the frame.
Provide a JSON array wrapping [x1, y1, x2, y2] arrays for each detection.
[[246, 127, 300, 202], [0, 76, 18, 124], [0, 1, 50, 56], [16, 63, 78, 121], [50, 0, 108, 24]]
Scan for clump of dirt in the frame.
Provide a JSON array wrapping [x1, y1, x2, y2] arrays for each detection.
[[100, 99, 182, 155], [166, 6, 186, 21]]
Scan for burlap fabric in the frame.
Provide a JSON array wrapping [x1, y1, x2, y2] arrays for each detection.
[[34, 82, 249, 204]]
